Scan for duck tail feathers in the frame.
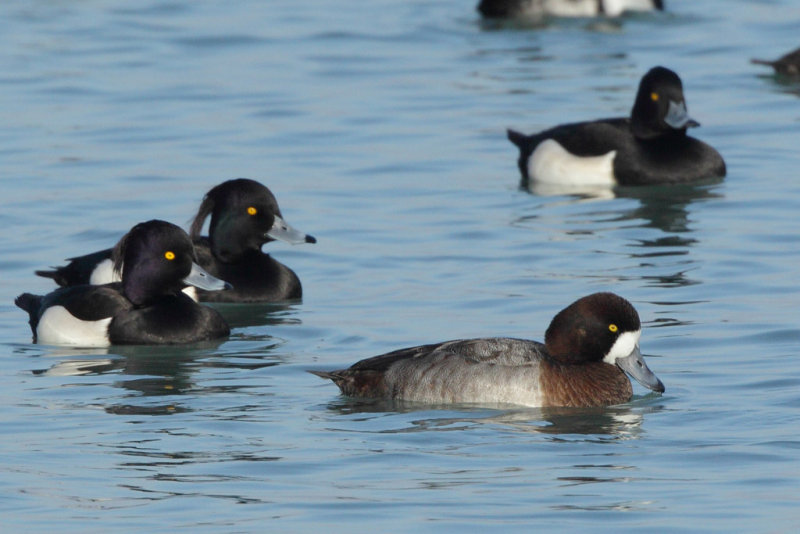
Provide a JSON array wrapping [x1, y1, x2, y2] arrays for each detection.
[[507, 128, 529, 149], [15, 293, 42, 314]]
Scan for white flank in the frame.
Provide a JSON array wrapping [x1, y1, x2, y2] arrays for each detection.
[[603, 330, 641, 364], [37, 306, 112, 347], [89, 258, 120, 285], [528, 139, 617, 188], [540, 0, 599, 17], [603, 0, 659, 17], [518, 0, 657, 18]]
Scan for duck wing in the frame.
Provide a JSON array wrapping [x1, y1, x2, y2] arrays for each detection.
[[35, 248, 114, 287], [311, 337, 547, 399]]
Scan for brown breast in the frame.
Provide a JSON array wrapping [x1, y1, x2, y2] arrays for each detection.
[[539, 360, 633, 407]]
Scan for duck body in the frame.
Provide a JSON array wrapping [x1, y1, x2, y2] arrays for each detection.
[[508, 117, 725, 187], [313, 293, 665, 408], [315, 337, 636, 407], [478, 0, 663, 19], [106, 291, 229, 345], [508, 66, 726, 189], [17, 220, 230, 346], [16, 285, 128, 346], [17, 286, 228, 346], [191, 237, 302, 302]]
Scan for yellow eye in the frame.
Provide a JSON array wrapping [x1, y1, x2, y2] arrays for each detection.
[[164, 251, 175, 261], [609, 324, 618, 333], [650, 92, 659, 102], [247, 206, 257, 216]]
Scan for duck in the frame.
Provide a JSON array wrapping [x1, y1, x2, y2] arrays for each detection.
[[16, 220, 231, 346], [478, 0, 663, 19], [507, 66, 726, 190], [35, 178, 316, 303], [752, 46, 800, 76], [311, 292, 665, 408], [188, 178, 316, 302]]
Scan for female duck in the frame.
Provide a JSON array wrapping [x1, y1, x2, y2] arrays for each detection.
[[752, 46, 800, 76], [16, 220, 231, 346], [35, 178, 316, 303], [508, 66, 726, 190], [312, 292, 665, 407]]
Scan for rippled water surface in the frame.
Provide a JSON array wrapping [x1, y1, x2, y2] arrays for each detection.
[[2, 0, 799, 531]]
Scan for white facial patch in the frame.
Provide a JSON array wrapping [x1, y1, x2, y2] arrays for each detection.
[[603, 330, 641, 365], [36, 306, 112, 347], [528, 139, 617, 188], [89, 258, 120, 285]]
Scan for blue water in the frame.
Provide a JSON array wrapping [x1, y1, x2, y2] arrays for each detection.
[[2, 0, 799, 531]]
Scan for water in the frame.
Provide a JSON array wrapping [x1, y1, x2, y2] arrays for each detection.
[[1, 0, 799, 531]]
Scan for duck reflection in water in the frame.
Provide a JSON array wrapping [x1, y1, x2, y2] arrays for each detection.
[[211, 301, 302, 330], [29, 341, 280, 416], [514, 182, 722, 288], [319, 397, 663, 439]]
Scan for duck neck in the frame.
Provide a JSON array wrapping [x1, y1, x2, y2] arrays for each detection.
[[631, 117, 688, 142], [209, 225, 261, 264]]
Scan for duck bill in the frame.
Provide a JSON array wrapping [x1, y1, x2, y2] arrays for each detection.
[[266, 215, 317, 245], [616, 345, 665, 393], [183, 262, 232, 291], [665, 100, 700, 130]]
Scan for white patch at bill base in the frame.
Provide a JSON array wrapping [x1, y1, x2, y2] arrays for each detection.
[[603, 330, 641, 364]]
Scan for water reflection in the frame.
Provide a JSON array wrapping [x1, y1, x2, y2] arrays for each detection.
[[526, 182, 617, 199], [29, 341, 280, 416], [513, 181, 722, 288], [22, 302, 301, 415], [613, 181, 723, 233], [754, 73, 800, 98], [321, 396, 664, 440], [520, 180, 722, 234], [210, 301, 302, 329]]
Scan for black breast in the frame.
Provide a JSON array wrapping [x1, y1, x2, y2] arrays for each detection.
[[193, 243, 302, 303], [108, 294, 229, 344]]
